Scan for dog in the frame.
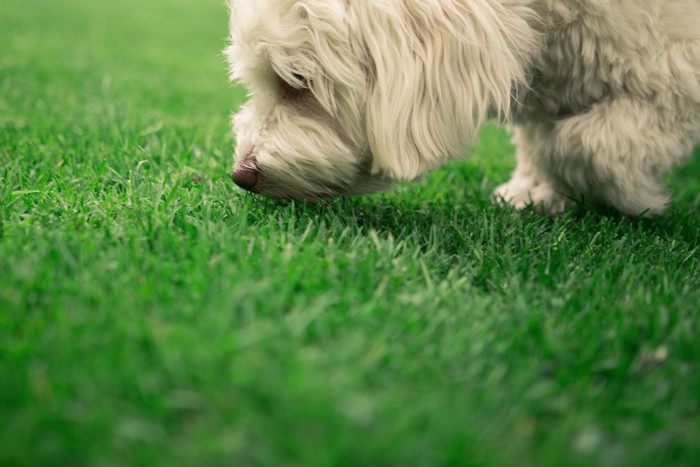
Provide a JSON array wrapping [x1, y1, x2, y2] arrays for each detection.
[[226, 0, 700, 216]]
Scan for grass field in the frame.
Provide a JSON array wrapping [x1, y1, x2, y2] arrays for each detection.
[[1, 0, 699, 465]]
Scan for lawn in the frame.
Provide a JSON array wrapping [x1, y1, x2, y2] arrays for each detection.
[[1, 0, 699, 465]]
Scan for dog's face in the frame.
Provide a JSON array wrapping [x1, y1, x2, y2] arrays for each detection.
[[226, 0, 388, 200], [226, 0, 532, 200]]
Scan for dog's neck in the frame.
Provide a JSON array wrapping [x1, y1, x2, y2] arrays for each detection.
[[509, 1, 641, 121]]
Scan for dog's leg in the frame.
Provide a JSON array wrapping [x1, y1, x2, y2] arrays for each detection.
[[493, 123, 564, 212], [547, 97, 697, 216]]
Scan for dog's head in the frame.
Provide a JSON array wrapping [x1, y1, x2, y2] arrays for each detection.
[[226, 0, 535, 200]]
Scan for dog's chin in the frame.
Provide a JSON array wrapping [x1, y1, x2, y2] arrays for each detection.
[[255, 175, 392, 202]]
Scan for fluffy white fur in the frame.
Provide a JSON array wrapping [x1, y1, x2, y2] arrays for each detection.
[[226, 0, 700, 215]]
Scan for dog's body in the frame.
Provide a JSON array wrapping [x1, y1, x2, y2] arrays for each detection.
[[227, 0, 700, 215]]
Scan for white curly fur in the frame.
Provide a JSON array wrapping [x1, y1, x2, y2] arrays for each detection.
[[226, 0, 700, 215]]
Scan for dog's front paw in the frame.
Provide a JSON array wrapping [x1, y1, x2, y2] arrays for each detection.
[[493, 175, 564, 213]]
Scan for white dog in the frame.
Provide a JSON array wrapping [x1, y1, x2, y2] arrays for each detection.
[[226, 0, 700, 215]]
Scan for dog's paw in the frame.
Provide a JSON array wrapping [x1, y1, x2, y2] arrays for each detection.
[[493, 175, 565, 214]]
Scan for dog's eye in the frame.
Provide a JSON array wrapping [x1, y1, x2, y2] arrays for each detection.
[[291, 72, 309, 89]]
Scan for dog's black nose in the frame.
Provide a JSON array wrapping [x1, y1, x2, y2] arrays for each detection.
[[232, 165, 259, 192]]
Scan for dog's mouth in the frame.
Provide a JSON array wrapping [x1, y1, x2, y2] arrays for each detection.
[[253, 178, 389, 202], [257, 183, 348, 202]]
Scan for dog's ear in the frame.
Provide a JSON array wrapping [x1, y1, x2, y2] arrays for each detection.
[[354, 1, 537, 180]]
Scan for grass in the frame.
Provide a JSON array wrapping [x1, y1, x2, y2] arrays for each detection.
[[1, 0, 699, 465]]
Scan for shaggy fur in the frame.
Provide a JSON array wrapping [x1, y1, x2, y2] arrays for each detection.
[[226, 0, 700, 215]]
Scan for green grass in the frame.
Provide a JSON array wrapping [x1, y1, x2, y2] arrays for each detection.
[[1, 0, 699, 465]]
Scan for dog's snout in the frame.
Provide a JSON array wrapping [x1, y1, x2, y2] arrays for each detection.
[[232, 158, 260, 193]]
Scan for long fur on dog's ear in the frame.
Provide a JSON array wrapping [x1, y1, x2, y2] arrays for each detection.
[[351, 0, 539, 180]]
